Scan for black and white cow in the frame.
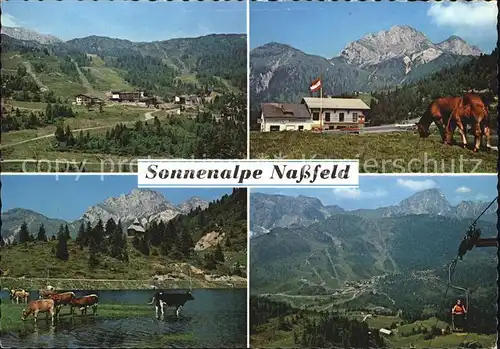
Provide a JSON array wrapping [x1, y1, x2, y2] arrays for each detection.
[[147, 291, 194, 317]]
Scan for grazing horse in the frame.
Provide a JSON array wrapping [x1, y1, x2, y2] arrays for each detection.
[[417, 94, 490, 151], [416, 96, 462, 142], [446, 94, 491, 152]]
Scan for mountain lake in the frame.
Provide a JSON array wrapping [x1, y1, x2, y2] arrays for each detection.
[[0, 289, 247, 348]]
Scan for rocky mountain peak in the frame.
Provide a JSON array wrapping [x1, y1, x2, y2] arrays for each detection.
[[340, 25, 432, 66], [1, 26, 62, 45], [177, 197, 209, 214], [396, 188, 452, 216], [437, 35, 482, 56], [339, 25, 478, 69]]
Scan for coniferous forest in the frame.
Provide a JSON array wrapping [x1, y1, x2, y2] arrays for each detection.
[[51, 94, 246, 159], [251, 296, 385, 348], [368, 49, 497, 125], [2, 189, 247, 276]]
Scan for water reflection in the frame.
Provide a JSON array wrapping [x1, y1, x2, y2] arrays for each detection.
[[3, 289, 247, 348]]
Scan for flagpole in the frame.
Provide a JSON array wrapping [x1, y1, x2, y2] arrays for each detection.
[[319, 74, 323, 133]]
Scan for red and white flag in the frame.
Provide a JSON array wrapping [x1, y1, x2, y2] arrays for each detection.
[[310, 78, 322, 92]]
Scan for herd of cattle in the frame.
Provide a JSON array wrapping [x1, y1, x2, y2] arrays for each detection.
[[8, 287, 196, 325], [10, 288, 99, 325]]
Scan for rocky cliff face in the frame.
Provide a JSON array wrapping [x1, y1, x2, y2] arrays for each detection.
[[250, 25, 481, 106], [340, 25, 480, 69], [1, 26, 62, 44], [80, 189, 209, 227]]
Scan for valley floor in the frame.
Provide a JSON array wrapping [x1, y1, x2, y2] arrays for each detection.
[[250, 130, 498, 173], [251, 312, 496, 349], [1, 101, 187, 173], [0, 240, 247, 290]]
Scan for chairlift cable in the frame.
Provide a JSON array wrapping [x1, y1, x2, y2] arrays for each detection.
[[429, 197, 497, 348]]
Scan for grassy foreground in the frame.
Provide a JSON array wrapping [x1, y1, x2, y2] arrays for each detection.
[[252, 312, 496, 349], [1, 303, 151, 332], [250, 131, 497, 173], [0, 240, 247, 290]]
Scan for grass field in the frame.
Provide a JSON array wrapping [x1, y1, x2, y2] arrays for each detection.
[[1, 101, 163, 172], [251, 312, 496, 349], [0, 240, 247, 290], [0, 303, 153, 333], [250, 131, 497, 173]]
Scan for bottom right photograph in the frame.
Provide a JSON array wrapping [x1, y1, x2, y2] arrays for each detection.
[[249, 175, 497, 349]]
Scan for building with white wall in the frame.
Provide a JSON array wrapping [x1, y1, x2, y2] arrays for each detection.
[[301, 97, 369, 130], [259, 103, 313, 132]]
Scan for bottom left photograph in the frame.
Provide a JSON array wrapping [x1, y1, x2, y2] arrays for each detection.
[[0, 174, 248, 348]]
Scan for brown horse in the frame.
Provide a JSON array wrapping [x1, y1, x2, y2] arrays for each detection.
[[445, 94, 490, 152], [416, 96, 462, 142], [416, 94, 490, 151]]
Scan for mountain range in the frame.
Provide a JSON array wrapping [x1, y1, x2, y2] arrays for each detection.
[[250, 25, 481, 107], [250, 188, 496, 237], [1, 189, 210, 244], [1, 26, 247, 98], [250, 189, 497, 294]]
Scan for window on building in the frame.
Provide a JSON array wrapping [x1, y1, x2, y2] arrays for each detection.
[[325, 112, 331, 122], [339, 112, 345, 122], [270, 125, 280, 132], [298, 125, 304, 131], [353, 112, 358, 122], [313, 112, 319, 121]]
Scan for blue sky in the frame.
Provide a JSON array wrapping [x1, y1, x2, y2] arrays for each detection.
[[1, 1, 246, 42], [253, 175, 497, 211], [250, 1, 497, 57], [1, 175, 232, 221]]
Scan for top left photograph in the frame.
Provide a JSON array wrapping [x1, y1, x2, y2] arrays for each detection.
[[1, 0, 248, 173]]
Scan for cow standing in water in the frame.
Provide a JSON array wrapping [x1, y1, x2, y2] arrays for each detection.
[[70, 294, 99, 316], [21, 299, 55, 325], [148, 291, 194, 318], [10, 289, 29, 304], [47, 292, 76, 318]]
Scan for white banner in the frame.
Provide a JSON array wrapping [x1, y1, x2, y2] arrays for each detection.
[[137, 160, 359, 188]]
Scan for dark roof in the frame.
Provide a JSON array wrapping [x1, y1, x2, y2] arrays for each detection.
[[261, 103, 311, 119]]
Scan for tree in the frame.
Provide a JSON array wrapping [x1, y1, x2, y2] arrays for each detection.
[[55, 228, 69, 261], [88, 236, 99, 268], [76, 222, 85, 249], [64, 224, 71, 240], [214, 243, 225, 263], [37, 224, 47, 242], [18, 222, 31, 243]]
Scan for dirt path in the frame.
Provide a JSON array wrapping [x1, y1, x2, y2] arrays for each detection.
[[1, 110, 156, 149], [23, 61, 48, 92], [72, 59, 97, 96]]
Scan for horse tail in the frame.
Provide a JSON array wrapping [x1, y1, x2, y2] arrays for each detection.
[[147, 296, 156, 305]]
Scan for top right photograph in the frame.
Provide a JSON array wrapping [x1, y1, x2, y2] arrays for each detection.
[[249, 0, 498, 173]]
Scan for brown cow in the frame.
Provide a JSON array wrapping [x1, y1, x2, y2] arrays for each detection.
[[48, 291, 75, 317], [39, 289, 57, 300], [70, 294, 99, 316], [10, 289, 29, 304], [21, 299, 55, 325]]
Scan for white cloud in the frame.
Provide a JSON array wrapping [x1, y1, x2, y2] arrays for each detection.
[[332, 188, 387, 199], [455, 186, 472, 194], [427, 2, 497, 33], [396, 179, 438, 191], [1, 13, 21, 27], [475, 193, 488, 201]]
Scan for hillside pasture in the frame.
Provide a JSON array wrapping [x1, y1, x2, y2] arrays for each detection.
[[250, 130, 497, 173]]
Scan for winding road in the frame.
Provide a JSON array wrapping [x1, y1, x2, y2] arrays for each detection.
[[1, 109, 157, 150]]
